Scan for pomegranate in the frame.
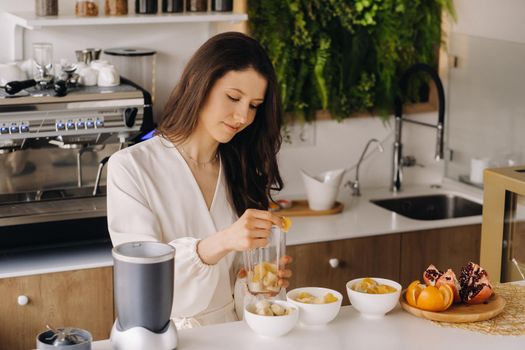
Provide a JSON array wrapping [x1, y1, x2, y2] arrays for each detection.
[[423, 264, 443, 286], [436, 269, 461, 303], [459, 262, 493, 304]]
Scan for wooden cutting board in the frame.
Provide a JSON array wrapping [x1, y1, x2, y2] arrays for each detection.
[[400, 290, 506, 323], [274, 200, 344, 217]]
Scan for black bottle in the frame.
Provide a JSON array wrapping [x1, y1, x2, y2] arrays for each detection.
[[212, 0, 233, 12], [162, 0, 183, 13], [135, 0, 157, 14]]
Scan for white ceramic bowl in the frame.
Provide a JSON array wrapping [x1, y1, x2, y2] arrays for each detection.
[[244, 300, 299, 337], [286, 287, 343, 325], [346, 278, 401, 319]]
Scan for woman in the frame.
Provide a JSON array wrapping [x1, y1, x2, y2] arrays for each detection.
[[107, 32, 291, 328]]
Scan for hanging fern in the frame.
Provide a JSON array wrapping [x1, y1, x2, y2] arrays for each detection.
[[248, 0, 455, 121]]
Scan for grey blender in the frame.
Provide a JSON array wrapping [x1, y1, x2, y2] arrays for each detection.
[[110, 241, 178, 350]]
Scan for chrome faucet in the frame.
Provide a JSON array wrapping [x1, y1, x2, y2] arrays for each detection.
[[391, 63, 445, 192], [346, 138, 384, 196]]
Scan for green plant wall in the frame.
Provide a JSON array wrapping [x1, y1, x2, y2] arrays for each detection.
[[248, 0, 455, 122]]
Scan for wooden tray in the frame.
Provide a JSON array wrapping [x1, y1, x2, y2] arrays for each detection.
[[275, 200, 344, 217], [400, 290, 506, 323]]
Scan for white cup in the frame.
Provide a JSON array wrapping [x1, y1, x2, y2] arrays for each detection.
[[79, 67, 98, 86], [97, 65, 120, 87], [470, 158, 490, 184], [0, 63, 26, 87], [90, 59, 110, 71]]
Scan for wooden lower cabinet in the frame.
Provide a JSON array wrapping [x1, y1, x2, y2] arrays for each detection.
[[0, 267, 114, 350], [399, 224, 482, 287], [287, 234, 401, 305], [287, 224, 482, 305]]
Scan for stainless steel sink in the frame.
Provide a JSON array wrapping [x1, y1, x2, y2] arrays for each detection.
[[370, 194, 482, 220]]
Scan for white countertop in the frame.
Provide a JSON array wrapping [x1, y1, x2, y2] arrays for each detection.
[[285, 180, 483, 246], [90, 300, 524, 350], [0, 180, 483, 279]]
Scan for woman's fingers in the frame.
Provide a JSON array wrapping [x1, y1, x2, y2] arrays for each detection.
[[246, 209, 283, 229], [278, 269, 292, 278], [280, 255, 293, 266], [278, 279, 289, 289]]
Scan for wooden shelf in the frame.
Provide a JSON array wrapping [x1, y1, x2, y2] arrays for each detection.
[[5, 11, 248, 30]]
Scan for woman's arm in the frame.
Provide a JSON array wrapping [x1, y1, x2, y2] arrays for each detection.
[[197, 209, 284, 265]]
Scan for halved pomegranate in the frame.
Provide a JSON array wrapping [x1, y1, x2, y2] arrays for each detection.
[[423, 264, 443, 286], [436, 269, 461, 303], [459, 262, 493, 305]]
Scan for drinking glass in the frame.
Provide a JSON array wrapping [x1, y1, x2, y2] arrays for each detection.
[[243, 226, 286, 295]]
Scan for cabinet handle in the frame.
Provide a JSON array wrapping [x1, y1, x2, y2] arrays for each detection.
[[17, 295, 29, 306], [328, 258, 340, 268]]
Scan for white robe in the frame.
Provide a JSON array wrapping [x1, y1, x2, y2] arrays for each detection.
[[107, 135, 246, 328]]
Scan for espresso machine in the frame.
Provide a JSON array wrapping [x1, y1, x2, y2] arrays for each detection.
[[0, 80, 153, 252], [111, 241, 178, 350]]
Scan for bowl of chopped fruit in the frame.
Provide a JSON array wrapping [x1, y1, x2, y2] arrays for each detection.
[[286, 287, 342, 325], [244, 300, 299, 337], [346, 277, 401, 318]]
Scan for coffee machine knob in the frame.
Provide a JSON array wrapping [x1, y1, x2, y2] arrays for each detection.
[[124, 108, 138, 128]]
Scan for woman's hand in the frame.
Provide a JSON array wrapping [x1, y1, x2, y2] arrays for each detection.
[[197, 209, 283, 265], [277, 255, 293, 290], [221, 209, 284, 252]]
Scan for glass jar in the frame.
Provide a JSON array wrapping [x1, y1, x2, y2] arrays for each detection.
[[162, 0, 183, 13], [75, 0, 100, 16], [105, 0, 128, 15], [243, 226, 286, 295], [212, 0, 233, 12], [187, 0, 207, 12], [135, 0, 158, 14], [35, 0, 58, 16]]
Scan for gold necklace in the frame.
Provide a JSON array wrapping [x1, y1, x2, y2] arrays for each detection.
[[178, 145, 219, 167]]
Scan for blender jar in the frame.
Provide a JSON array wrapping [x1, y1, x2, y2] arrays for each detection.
[[243, 226, 286, 295], [103, 47, 157, 102]]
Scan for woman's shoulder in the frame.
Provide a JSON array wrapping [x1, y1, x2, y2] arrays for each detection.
[[109, 135, 164, 163]]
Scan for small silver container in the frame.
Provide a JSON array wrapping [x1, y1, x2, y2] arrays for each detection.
[[36, 329, 92, 350]]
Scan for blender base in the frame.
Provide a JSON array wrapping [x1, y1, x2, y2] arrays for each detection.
[[110, 320, 178, 350]]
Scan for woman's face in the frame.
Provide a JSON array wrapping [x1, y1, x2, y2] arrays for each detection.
[[196, 68, 268, 144]]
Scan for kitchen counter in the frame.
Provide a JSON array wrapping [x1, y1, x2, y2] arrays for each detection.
[[285, 179, 483, 246], [90, 301, 524, 350], [0, 180, 483, 278]]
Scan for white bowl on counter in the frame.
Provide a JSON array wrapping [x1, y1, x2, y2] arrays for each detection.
[[286, 287, 343, 325], [346, 278, 401, 319], [244, 300, 299, 337]]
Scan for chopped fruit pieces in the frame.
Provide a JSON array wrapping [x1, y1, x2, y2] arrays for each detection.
[[352, 278, 397, 294], [252, 300, 293, 316], [323, 292, 339, 303], [281, 216, 292, 232], [293, 291, 339, 304], [247, 262, 280, 293]]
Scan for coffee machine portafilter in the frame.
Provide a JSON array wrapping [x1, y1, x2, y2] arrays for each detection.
[[110, 242, 178, 350]]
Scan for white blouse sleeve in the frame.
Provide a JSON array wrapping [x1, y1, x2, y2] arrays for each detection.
[[107, 152, 220, 317]]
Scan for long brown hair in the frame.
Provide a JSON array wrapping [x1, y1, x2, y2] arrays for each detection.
[[157, 32, 283, 216]]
